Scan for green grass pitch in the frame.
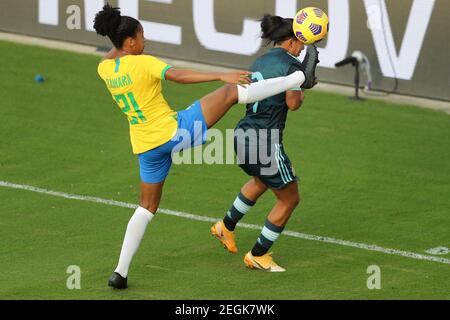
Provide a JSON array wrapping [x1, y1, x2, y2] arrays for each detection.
[[0, 40, 449, 299]]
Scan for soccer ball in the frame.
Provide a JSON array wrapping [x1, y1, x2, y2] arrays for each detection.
[[293, 7, 329, 45]]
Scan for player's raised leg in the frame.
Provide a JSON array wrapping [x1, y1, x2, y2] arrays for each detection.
[[200, 72, 303, 128], [211, 177, 268, 253], [200, 44, 319, 128]]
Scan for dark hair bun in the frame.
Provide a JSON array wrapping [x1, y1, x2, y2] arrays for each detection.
[[93, 4, 122, 37], [261, 14, 285, 40], [260, 14, 295, 45]]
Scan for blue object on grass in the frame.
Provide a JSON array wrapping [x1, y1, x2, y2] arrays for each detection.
[[35, 74, 44, 83]]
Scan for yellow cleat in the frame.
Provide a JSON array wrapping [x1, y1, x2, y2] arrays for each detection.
[[210, 220, 238, 254], [244, 251, 286, 272]]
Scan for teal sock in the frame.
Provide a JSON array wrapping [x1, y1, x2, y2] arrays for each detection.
[[251, 219, 284, 256], [222, 192, 255, 231]]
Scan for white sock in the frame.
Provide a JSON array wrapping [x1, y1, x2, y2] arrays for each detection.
[[238, 71, 305, 104], [114, 206, 154, 278]]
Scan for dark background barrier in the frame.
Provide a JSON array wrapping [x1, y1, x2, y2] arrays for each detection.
[[1, 0, 448, 101]]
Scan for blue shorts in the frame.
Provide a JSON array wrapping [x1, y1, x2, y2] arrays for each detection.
[[138, 101, 208, 184]]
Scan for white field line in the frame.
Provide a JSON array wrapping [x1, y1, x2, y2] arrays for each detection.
[[1, 180, 450, 266]]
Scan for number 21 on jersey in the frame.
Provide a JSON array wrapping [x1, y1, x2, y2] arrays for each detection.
[[114, 92, 147, 125]]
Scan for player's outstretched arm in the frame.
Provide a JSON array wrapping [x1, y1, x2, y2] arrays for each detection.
[[165, 68, 252, 86]]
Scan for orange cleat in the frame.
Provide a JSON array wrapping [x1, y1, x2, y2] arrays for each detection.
[[210, 220, 238, 254], [244, 251, 286, 272]]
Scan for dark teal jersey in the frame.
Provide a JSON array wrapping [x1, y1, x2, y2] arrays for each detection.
[[236, 47, 304, 143]]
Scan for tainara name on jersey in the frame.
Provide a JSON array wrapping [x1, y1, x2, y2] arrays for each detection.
[[106, 73, 133, 89]]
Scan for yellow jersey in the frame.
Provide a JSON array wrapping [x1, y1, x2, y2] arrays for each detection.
[[98, 55, 178, 154]]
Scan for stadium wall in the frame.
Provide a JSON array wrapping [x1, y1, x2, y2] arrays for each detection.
[[0, 0, 448, 101]]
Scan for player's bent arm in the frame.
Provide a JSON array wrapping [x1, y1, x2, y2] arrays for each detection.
[[286, 90, 304, 111], [165, 68, 251, 85]]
